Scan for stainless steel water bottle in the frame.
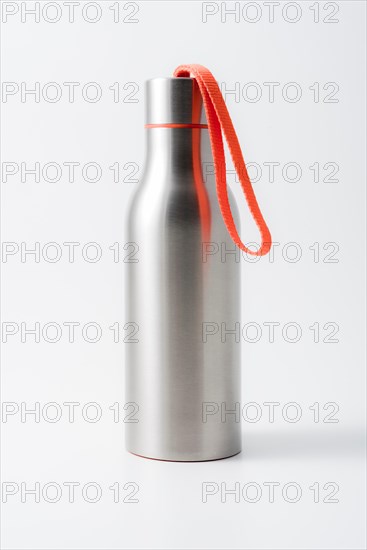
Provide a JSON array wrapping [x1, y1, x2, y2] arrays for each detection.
[[125, 76, 241, 461]]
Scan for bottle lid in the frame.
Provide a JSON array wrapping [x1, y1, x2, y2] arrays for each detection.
[[146, 77, 205, 125]]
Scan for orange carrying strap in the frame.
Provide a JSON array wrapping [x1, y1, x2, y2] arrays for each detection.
[[173, 64, 272, 257]]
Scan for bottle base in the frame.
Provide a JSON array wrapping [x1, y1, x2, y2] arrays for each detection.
[[128, 449, 241, 462]]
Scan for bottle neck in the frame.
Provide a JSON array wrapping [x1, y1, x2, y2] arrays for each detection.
[[144, 127, 204, 181]]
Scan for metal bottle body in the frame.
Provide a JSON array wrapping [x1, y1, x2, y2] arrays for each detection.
[[125, 78, 241, 461]]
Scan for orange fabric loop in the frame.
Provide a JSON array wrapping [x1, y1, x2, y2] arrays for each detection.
[[173, 64, 271, 256]]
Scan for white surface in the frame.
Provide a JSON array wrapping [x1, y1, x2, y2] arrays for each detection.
[[1, 1, 366, 549]]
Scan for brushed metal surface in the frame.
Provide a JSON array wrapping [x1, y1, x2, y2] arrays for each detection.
[[125, 78, 241, 461], [146, 77, 204, 124]]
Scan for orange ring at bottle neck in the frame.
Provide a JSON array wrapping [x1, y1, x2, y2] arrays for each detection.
[[144, 123, 208, 129]]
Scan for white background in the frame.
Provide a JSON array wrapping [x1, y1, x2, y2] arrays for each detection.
[[1, 1, 366, 549]]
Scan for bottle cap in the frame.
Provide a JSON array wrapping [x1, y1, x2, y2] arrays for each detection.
[[146, 77, 205, 125]]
